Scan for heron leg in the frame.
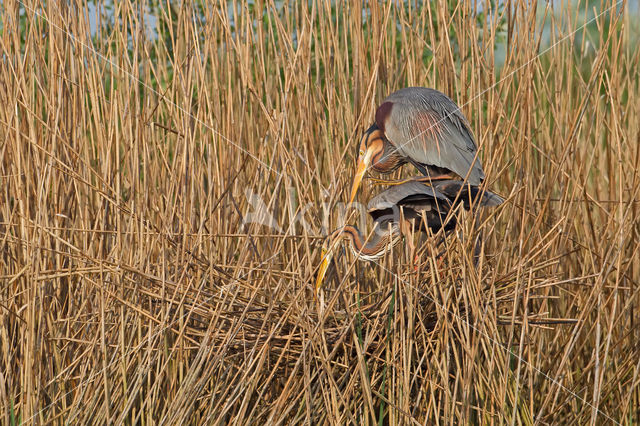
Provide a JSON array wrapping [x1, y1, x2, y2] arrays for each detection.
[[367, 176, 404, 186], [405, 226, 416, 253], [414, 174, 456, 183], [369, 174, 455, 186], [413, 236, 448, 271]]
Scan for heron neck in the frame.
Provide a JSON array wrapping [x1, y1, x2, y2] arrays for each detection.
[[373, 142, 405, 173], [334, 224, 400, 259]]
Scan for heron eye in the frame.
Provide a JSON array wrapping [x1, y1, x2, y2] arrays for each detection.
[[359, 150, 364, 157]]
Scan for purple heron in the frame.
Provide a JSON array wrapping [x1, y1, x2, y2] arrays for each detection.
[[350, 87, 486, 204], [316, 180, 503, 295]]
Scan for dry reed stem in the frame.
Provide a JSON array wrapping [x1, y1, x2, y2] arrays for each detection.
[[1, 0, 639, 424]]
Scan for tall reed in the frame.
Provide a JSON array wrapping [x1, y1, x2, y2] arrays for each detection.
[[1, 0, 638, 423]]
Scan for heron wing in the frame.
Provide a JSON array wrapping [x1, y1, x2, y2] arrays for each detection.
[[379, 87, 485, 185], [433, 180, 505, 209], [367, 181, 449, 212]]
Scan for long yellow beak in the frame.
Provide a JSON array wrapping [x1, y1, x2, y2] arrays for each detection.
[[349, 148, 373, 204], [315, 249, 331, 297]]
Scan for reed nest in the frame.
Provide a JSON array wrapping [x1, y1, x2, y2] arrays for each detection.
[[1, 0, 639, 424]]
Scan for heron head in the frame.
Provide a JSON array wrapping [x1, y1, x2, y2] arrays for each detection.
[[315, 237, 337, 297], [350, 124, 385, 204], [315, 225, 352, 297]]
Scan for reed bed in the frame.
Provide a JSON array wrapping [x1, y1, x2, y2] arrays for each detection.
[[1, 0, 639, 424]]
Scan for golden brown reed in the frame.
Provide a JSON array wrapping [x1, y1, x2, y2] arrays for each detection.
[[1, 0, 639, 424]]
